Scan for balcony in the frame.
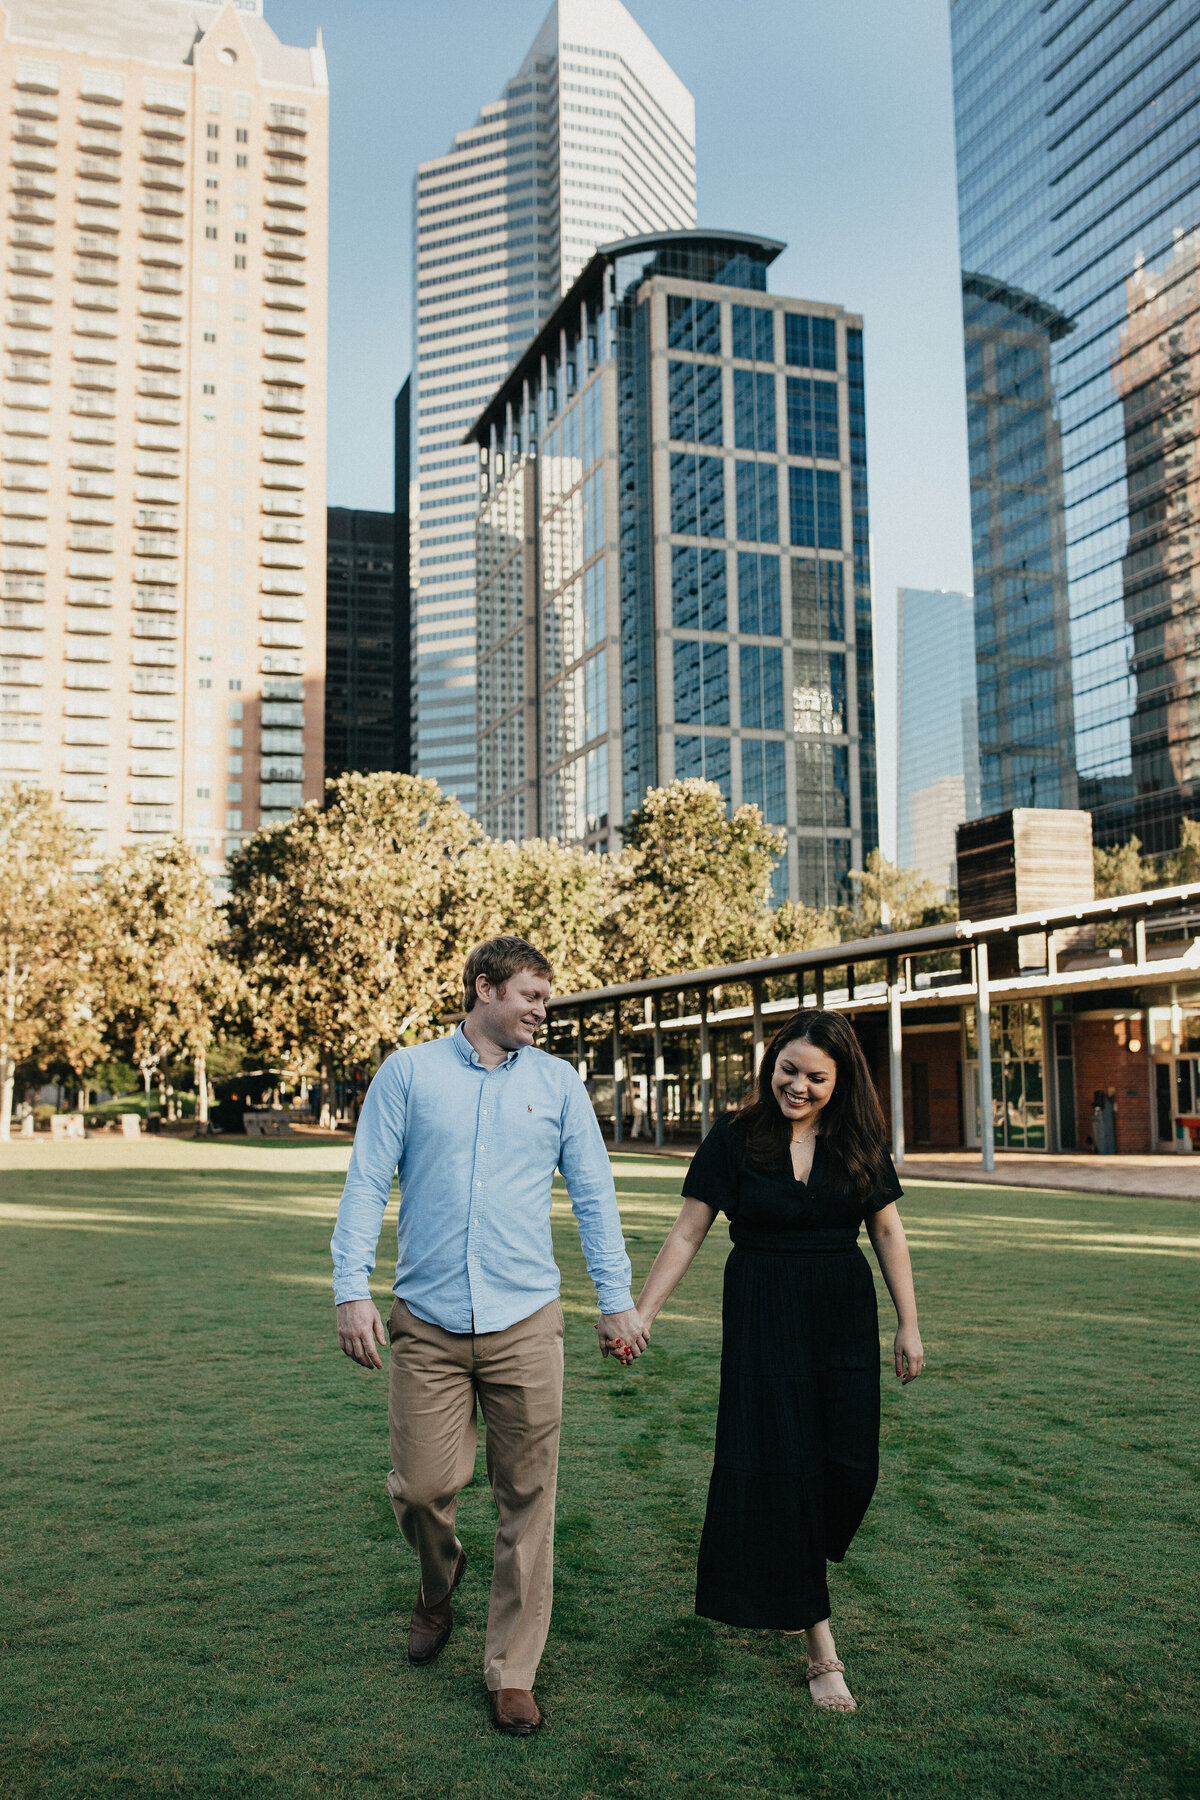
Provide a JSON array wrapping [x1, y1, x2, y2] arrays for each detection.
[[263, 384, 304, 412], [139, 266, 183, 293], [261, 521, 305, 542], [264, 262, 304, 286], [132, 613, 178, 639], [131, 642, 177, 668], [139, 216, 184, 244], [77, 155, 119, 180], [261, 596, 305, 620], [260, 622, 304, 648], [261, 415, 305, 439], [12, 121, 57, 147], [11, 145, 57, 172], [76, 179, 118, 206], [77, 129, 120, 154]]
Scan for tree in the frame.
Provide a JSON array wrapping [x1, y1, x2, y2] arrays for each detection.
[[606, 781, 787, 978], [839, 849, 956, 938], [468, 836, 608, 995], [226, 773, 478, 1119], [1094, 835, 1149, 899], [1166, 817, 1200, 886], [0, 788, 99, 1141], [97, 841, 237, 1127]]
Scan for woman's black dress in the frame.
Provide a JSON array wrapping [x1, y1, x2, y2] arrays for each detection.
[[684, 1113, 901, 1631]]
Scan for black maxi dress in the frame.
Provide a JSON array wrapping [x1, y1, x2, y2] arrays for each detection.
[[684, 1113, 902, 1631]]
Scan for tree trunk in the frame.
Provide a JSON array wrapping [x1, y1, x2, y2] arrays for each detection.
[[195, 1047, 209, 1128], [319, 1053, 333, 1128], [0, 1056, 13, 1145]]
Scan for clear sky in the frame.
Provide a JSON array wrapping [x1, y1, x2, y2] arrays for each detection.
[[268, 0, 973, 856]]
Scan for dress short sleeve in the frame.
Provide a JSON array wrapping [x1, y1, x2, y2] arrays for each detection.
[[865, 1151, 904, 1214], [681, 1115, 739, 1217]]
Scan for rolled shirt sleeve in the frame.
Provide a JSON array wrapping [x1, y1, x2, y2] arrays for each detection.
[[330, 1051, 409, 1305], [558, 1073, 634, 1316]]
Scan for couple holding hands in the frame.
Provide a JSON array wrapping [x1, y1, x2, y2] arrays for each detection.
[[331, 935, 923, 1734]]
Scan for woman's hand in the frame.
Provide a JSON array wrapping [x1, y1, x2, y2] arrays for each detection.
[[894, 1324, 924, 1384]]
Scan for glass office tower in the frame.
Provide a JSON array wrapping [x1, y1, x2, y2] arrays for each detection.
[[468, 229, 878, 908], [410, 0, 695, 815], [896, 586, 978, 895], [951, 0, 1200, 853]]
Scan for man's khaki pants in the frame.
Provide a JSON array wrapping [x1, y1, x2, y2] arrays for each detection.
[[386, 1297, 564, 1693]]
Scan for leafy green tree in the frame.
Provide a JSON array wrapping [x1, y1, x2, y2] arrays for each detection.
[[0, 787, 100, 1140], [606, 781, 787, 978], [97, 841, 237, 1126], [840, 849, 956, 937], [1165, 817, 1200, 886], [226, 773, 477, 1119], [467, 836, 608, 995], [1094, 835, 1150, 899]]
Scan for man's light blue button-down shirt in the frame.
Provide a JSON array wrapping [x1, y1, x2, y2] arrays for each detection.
[[330, 1024, 634, 1334]]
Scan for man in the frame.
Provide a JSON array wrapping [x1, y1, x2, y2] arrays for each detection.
[[331, 935, 648, 1735]]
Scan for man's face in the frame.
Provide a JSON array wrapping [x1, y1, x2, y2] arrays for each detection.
[[475, 969, 551, 1050]]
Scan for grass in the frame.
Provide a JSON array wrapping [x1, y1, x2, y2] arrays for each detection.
[[0, 1139, 1198, 1800]]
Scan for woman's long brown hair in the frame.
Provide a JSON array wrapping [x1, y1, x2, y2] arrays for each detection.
[[735, 1009, 889, 1200]]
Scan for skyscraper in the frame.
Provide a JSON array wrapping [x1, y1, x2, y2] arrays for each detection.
[[896, 585, 978, 895], [469, 229, 878, 908], [951, 1, 1200, 855], [323, 506, 396, 783], [410, 0, 695, 814], [0, 0, 327, 866]]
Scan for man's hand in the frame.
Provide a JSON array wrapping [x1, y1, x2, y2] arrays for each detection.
[[337, 1299, 387, 1369], [595, 1307, 650, 1363]]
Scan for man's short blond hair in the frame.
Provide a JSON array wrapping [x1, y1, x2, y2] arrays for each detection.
[[462, 935, 553, 1012]]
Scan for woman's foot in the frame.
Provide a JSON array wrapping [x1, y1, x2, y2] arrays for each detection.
[[805, 1656, 856, 1712], [801, 1620, 857, 1712]]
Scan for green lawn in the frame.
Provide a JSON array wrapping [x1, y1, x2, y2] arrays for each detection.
[[1, 1141, 1197, 1800]]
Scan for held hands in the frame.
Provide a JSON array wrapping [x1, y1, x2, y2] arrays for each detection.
[[337, 1299, 387, 1369], [596, 1306, 650, 1366], [894, 1324, 924, 1385]]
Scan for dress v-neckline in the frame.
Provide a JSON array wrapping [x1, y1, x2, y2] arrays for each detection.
[[788, 1133, 821, 1187]]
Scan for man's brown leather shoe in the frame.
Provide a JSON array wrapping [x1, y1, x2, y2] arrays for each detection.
[[489, 1687, 543, 1735], [407, 1549, 466, 1666]]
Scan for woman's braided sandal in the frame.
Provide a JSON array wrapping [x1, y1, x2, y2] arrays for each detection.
[[805, 1656, 857, 1713]]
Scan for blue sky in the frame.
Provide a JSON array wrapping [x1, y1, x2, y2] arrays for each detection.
[[268, 0, 973, 855]]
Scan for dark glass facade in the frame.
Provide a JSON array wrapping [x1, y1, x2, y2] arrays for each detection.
[[324, 507, 400, 782], [952, 0, 1200, 853]]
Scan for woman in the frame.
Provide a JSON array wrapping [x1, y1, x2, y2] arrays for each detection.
[[634, 1010, 923, 1713]]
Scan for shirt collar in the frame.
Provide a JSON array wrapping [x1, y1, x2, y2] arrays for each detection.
[[452, 1022, 521, 1070]]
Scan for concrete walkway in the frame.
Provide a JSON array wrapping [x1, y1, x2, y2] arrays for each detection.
[[898, 1150, 1200, 1200], [610, 1137, 1200, 1200]]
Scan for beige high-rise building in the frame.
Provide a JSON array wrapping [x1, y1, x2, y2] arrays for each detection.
[[0, 0, 327, 865]]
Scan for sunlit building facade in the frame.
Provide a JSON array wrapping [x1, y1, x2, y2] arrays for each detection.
[[410, 0, 695, 814], [951, 0, 1200, 854], [896, 586, 978, 896], [469, 229, 878, 908], [0, 0, 327, 864]]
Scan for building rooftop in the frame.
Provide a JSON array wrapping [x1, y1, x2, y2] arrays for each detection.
[[466, 227, 786, 445], [0, 0, 326, 88]]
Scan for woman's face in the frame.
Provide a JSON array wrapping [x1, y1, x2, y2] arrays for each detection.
[[770, 1037, 838, 1131]]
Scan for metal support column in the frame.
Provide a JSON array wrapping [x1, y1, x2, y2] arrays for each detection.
[[751, 979, 765, 1078], [815, 964, 825, 1009], [699, 989, 711, 1139], [652, 995, 665, 1149], [975, 941, 995, 1172], [886, 955, 905, 1167], [612, 1005, 623, 1145], [576, 1008, 587, 1082], [1134, 915, 1147, 967]]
